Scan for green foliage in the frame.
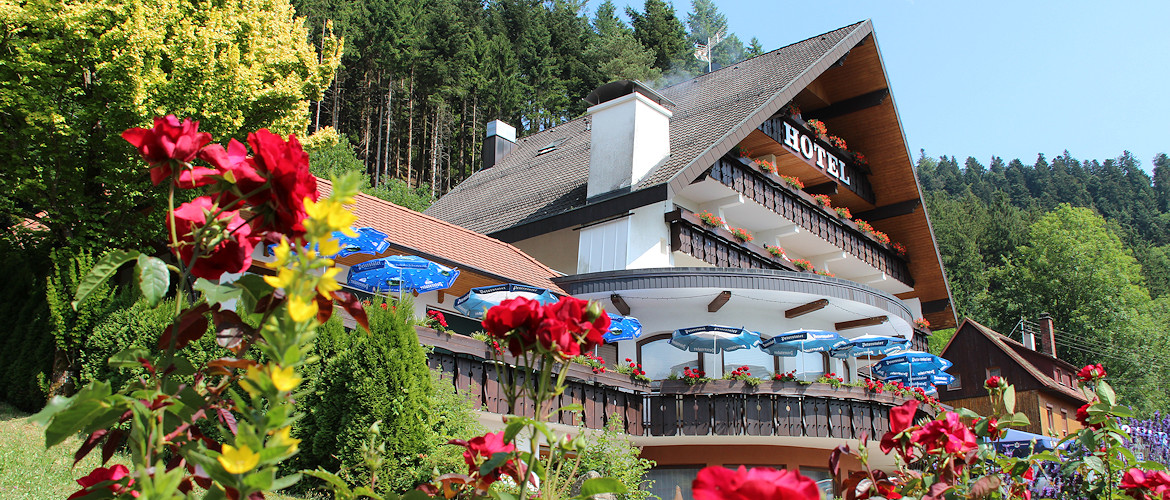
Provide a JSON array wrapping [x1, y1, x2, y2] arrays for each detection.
[[0, 240, 55, 411], [0, 0, 341, 250], [294, 299, 435, 492], [366, 179, 434, 212], [304, 127, 434, 211], [566, 416, 656, 500], [420, 370, 487, 478], [927, 328, 956, 356], [626, 0, 689, 71]]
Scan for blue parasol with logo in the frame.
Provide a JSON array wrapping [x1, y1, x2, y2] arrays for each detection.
[[345, 255, 459, 294], [604, 313, 643, 342], [871, 350, 953, 393], [333, 227, 391, 258], [670, 325, 760, 354], [453, 284, 559, 319], [830, 334, 911, 359], [759, 330, 849, 356]]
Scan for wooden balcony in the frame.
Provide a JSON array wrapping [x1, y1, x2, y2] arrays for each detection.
[[704, 156, 912, 287], [419, 327, 931, 440], [665, 208, 796, 271]]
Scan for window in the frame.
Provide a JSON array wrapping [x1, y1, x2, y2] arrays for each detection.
[[638, 335, 700, 381], [1060, 409, 1069, 436], [1046, 405, 1055, 433], [946, 373, 962, 391], [595, 343, 618, 369], [778, 352, 826, 382], [987, 367, 1001, 379], [644, 467, 702, 500], [723, 348, 775, 377], [800, 467, 835, 498]]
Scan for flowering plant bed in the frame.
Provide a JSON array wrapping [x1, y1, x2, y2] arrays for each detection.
[[696, 210, 724, 228], [424, 309, 448, 332], [573, 352, 606, 374], [728, 227, 753, 242], [806, 118, 828, 138], [892, 241, 907, 257], [791, 258, 814, 271], [764, 244, 786, 258], [779, 174, 804, 189], [812, 193, 832, 208], [665, 366, 710, 386], [754, 157, 777, 173], [814, 269, 836, 278], [834, 206, 852, 219], [723, 366, 762, 386], [615, 358, 650, 383]]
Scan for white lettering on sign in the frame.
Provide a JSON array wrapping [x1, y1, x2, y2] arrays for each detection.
[[780, 120, 852, 186]]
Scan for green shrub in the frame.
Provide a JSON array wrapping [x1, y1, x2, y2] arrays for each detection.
[[0, 240, 55, 411], [294, 298, 435, 492], [571, 416, 657, 500], [420, 369, 486, 478]]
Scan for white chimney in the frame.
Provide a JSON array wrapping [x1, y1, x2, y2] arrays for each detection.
[[585, 81, 673, 198], [1022, 330, 1036, 350]]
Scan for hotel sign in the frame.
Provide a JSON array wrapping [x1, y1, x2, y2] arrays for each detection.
[[759, 116, 874, 203], [781, 120, 851, 185]]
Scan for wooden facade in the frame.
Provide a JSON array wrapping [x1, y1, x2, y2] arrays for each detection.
[[938, 320, 1087, 436]]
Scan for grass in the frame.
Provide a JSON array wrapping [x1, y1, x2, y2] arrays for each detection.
[[0, 402, 128, 499], [0, 402, 313, 499]]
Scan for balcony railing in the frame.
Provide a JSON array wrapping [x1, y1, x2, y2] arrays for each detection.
[[758, 115, 876, 203], [705, 156, 912, 286], [419, 328, 932, 439], [666, 209, 795, 271]]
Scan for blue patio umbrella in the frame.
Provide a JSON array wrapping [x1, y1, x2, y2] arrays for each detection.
[[345, 255, 460, 294], [881, 369, 955, 386], [830, 334, 911, 359], [670, 325, 761, 354], [990, 429, 1059, 457], [759, 330, 849, 356], [333, 227, 390, 258], [453, 283, 559, 319], [871, 350, 953, 392], [604, 313, 643, 342]]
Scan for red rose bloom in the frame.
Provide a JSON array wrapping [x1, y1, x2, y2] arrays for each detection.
[[1077, 403, 1104, 430], [482, 297, 544, 356], [985, 375, 1004, 390], [204, 130, 317, 238], [451, 431, 521, 490], [912, 411, 978, 455], [68, 464, 138, 499], [880, 400, 919, 462], [1078, 363, 1107, 382], [542, 296, 609, 352], [1122, 468, 1170, 499], [122, 115, 216, 187], [172, 196, 258, 280], [693, 465, 819, 500]]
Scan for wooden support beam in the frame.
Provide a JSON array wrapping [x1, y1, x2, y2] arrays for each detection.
[[921, 298, 951, 315], [708, 291, 732, 313], [853, 199, 921, 222], [802, 182, 838, 196], [835, 315, 889, 331], [803, 88, 890, 121], [785, 299, 829, 319], [437, 291, 445, 304], [610, 293, 631, 316]]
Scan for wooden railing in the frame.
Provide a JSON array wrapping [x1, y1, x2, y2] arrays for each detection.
[[705, 156, 912, 286], [757, 115, 876, 203], [665, 209, 795, 271], [419, 328, 931, 440]]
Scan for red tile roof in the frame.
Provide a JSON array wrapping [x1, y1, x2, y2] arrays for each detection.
[[316, 178, 563, 293]]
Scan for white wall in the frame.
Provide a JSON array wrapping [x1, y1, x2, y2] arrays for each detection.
[[586, 92, 672, 198], [576, 202, 671, 274]]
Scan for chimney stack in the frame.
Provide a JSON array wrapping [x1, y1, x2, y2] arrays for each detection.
[[583, 80, 673, 199], [482, 120, 516, 171], [1022, 326, 1036, 350], [1038, 313, 1056, 358]]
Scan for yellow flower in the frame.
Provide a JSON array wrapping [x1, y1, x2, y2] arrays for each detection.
[[317, 237, 341, 257], [269, 238, 292, 267], [264, 268, 296, 290], [218, 443, 260, 474], [271, 426, 300, 454], [287, 296, 317, 323], [316, 267, 341, 295], [241, 365, 265, 397], [270, 365, 302, 392]]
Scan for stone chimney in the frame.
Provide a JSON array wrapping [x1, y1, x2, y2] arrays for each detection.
[[1038, 312, 1056, 358], [481, 119, 516, 170], [583, 80, 673, 199]]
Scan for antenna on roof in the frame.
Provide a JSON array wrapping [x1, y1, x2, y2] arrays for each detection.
[[693, 28, 726, 73]]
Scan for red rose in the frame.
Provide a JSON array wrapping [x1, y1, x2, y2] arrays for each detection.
[[68, 464, 138, 499], [482, 297, 546, 356], [543, 297, 609, 352], [450, 431, 521, 490], [1078, 364, 1107, 382], [1077, 403, 1103, 430], [880, 400, 919, 461], [172, 196, 258, 280], [122, 115, 214, 187], [985, 376, 1004, 390], [911, 411, 978, 455], [205, 130, 317, 238], [693, 465, 820, 500]]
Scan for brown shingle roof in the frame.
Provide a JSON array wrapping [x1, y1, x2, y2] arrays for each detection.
[[316, 178, 563, 293], [425, 21, 868, 235], [958, 319, 1088, 402]]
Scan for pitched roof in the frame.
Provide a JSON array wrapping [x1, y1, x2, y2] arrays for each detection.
[[950, 319, 1087, 402], [316, 178, 563, 293], [425, 21, 870, 235]]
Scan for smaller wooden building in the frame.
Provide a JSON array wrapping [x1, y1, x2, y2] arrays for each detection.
[[938, 318, 1088, 437]]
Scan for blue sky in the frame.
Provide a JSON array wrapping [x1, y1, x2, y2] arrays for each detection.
[[589, 1, 1170, 172]]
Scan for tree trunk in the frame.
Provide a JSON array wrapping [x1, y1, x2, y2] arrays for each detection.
[[430, 103, 439, 199], [406, 66, 415, 187], [384, 80, 392, 185]]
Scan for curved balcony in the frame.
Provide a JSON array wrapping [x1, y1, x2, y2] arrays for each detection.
[[417, 327, 932, 442]]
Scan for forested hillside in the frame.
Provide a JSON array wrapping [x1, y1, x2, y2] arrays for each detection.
[[918, 151, 1170, 412], [290, 0, 762, 199]]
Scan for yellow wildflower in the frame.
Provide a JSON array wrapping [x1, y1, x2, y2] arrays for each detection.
[[318, 237, 341, 257], [240, 365, 265, 397], [287, 296, 317, 323], [270, 365, 302, 392], [218, 444, 260, 474], [269, 238, 292, 267], [264, 268, 296, 290], [316, 267, 342, 295], [271, 426, 300, 454]]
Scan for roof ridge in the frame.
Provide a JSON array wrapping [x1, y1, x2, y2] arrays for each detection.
[[317, 177, 563, 280], [964, 319, 1086, 402]]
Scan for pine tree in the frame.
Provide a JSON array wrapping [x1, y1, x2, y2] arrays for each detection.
[[587, 0, 661, 83], [626, 0, 689, 71], [745, 36, 764, 57]]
